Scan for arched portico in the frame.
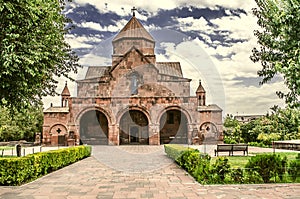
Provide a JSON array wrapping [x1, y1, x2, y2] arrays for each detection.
[[159, 109, 189, 144], [119, 110, 149, 145], [79, 110, 109, 145]]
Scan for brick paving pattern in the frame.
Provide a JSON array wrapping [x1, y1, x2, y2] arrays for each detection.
[[0, 145, 299, 199]]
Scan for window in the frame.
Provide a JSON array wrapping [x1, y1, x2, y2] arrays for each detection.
[[130, 73, 139, 95]]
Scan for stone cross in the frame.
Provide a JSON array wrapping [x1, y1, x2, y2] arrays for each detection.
[[56, 128, 62, 134], [131, 6, 137, 16]]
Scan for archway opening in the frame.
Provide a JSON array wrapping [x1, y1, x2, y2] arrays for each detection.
[[200, 122, 218, 144], [159, 110, 188, 144], [119, 110, 149, 145], [80, 110, 108, 145], [50, 124, 67, 146]]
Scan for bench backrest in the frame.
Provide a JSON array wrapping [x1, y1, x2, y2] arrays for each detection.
[[217, 144, 248, 151], [232, 144, 248, 150], [217, 145, 233, 150]]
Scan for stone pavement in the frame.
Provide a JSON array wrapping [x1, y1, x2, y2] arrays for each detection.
[[0, 145, 300, 199]]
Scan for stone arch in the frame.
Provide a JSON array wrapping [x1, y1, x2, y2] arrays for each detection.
[[79, 109, 109, 145], [118, 107, 150, 145], [156, 105, 192, 125], [116, 105, 151, 126], [159, 107, 190, 144], [49, 124, 68, 146], [75, 106, 113, 126], [199, 122, 219, 144]]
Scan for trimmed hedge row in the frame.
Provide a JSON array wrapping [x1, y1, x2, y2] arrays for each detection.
[[164, 144, 194, 161], [0, 145, 91, 186], [164, 144, 300, 184]]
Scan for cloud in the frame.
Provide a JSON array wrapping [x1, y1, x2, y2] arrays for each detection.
[[225, 81, 287, 115], [74, 0, 257, 14], [65, 34, 102, 49]]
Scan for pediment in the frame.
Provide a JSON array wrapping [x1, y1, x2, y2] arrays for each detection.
[[110, 46, 157, 74]]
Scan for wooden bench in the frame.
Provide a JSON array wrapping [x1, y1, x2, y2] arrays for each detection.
[[214, 144, 248, 156]]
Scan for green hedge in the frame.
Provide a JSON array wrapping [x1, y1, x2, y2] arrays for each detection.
[[0, 145, 91, 186], [164, 144, 299, 184], [164, 144, 195, 161]]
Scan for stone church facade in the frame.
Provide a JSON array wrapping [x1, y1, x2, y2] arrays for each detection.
[[42, 14, 223, 146]]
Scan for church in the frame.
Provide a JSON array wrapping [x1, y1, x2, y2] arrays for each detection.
[[42, 11, 223, 146]]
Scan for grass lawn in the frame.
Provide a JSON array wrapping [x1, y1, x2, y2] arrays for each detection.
[[211, 152, 299, 168]]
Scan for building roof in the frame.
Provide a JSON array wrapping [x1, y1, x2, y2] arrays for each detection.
[[196, 80, 206, 93], [198, 104, 222, 112], [44, 106, 69, 113], [85, 66, 109, 79], [61, 82, 70, 96], [156, 62, 183, 78], [112, 16, 155, 43]]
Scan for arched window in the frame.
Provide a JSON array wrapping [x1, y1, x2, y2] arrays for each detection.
[[130, 73, 139, 95]]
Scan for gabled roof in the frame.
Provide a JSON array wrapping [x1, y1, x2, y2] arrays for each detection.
[[156, 62, 183, 78], [112, 16, 154, 43], [44, 106, 69, 113], [110, 46, 156, 73], [85, 66, 110, 79], [198, 104, 222, 112]]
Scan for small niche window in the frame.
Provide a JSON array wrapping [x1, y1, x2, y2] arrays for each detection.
[[130, 73, 139, 95]]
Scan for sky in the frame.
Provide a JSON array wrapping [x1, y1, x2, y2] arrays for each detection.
[[42, 0, 287, 116]]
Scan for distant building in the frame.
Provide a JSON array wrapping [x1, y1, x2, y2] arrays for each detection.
[[42, 13, 223, 146], [234, 115, 263, 123]]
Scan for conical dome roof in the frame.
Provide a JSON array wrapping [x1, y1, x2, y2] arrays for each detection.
[[112, 16, 154, 43], [61, 81, 70, 96], [196, 80, 206, 93]]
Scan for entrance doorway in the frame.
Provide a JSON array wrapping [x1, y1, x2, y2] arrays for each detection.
[[130, 126, 139, 143], [80, 110, 108, 145], [159, 110, 188, 144], [119, 110, 149, 145]]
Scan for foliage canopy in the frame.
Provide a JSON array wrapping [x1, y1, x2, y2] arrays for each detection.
[[0, 0, 79, 110], [251, 0, 300, 107]]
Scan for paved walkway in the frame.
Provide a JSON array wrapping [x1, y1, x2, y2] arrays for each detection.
[[0, 145, 300, 199]]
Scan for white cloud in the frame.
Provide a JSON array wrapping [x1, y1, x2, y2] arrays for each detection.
[[79, 54, 111, 67], [77, 19, 128, 32], [65, 35, 102, 49], [224, 81, 287, 115], [74, 0, 257, 15]]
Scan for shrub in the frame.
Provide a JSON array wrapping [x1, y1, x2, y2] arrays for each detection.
[[164, 144, 192, 161], [176, 150, 201, 173], [192, 155, 211, 184], [287, 153, 300, 182], [230, 168, 244, 184], [245, 154, 287, 183], [211, 157, 231, 183], [0, 145, 91, 185]]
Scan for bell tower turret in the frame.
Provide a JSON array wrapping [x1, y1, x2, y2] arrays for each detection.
[[196, 80, 206, 106], [61, 81, 71, 107]]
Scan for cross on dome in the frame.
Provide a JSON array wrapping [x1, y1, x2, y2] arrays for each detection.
[[131, 6, 137, 16]]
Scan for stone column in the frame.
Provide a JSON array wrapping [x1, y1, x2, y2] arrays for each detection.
[[187, 124, 194, 145], [149, 124, 159, 145], [108, 124, 119, 145]]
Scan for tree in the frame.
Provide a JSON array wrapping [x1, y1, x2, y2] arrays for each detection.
[[0, 105, 43, 141], [0, 0, 79, 110], [251, 0, 300, 108]]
